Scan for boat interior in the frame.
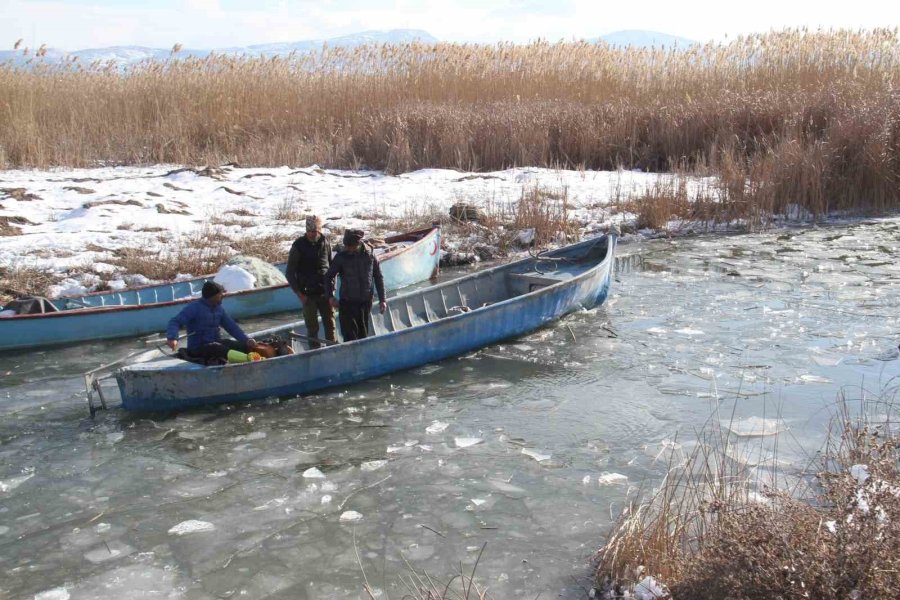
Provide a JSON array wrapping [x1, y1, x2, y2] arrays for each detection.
[[287, 235, 610, 352]]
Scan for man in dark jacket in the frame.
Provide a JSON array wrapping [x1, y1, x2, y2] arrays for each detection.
[[286, 215, 335, 348], [166, 281, 257, 363], [325, 229, 387, 342]]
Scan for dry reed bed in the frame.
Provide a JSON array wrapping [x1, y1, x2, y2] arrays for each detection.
[[2, 29, 899, 219], [595, 388, 900, 599]]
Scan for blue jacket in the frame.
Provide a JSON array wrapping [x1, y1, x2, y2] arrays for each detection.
[[166, 299, 248, 349]]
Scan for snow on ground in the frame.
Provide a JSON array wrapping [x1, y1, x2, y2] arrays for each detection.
[[0, 164, 679, 294]]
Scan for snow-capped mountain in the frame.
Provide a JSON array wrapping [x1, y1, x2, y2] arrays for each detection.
[[0, 29, 697, 68], [0, 29, 438, 67], [595, 30, 696, 48]]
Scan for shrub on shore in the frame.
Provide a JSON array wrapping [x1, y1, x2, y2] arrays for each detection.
[[594, 389, 900, 599]]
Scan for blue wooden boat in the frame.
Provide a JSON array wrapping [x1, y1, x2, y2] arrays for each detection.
[[107, 234, 616, 412], [0, 225, 441, 352]]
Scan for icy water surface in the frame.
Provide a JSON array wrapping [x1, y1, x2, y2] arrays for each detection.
[[2, 219, 900, 599]]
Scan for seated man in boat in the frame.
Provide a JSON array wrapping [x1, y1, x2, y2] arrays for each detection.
[[286, 214, 335, 349], [166, 281, 258, 364], [325, 229, 387, 342]]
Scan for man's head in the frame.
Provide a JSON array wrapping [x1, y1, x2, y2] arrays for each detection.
[[343, 229, 364, 251], [305, 215, 323, 240], [202, 281, 225, 305]]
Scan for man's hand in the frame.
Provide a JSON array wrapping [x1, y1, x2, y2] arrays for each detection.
[[379, 300, 387, 314], [329, 297, 339, 309], [297, 292, 307, 304], [246, 338, 258, 351], [167, 339, 178, 351]]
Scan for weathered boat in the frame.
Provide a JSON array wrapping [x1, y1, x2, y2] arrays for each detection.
[[0, 225, 441, 352], [106, 233, 616, 412]]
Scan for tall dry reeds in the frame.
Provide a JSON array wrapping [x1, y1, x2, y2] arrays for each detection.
[[1, 29, 899, 219]]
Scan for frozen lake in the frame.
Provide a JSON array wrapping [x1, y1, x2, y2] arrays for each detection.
[[2, 218, 899, 599]]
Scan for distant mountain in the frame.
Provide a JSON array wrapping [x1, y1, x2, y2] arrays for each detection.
[[595, 30, 696, 48], [0, 29, 438, 67]]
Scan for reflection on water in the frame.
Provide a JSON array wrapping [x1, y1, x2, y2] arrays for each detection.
[[2, 219, 899, 598]]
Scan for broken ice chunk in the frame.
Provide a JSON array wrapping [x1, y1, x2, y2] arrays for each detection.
[[167, 520, 215, 536], [302, 467, 326, 479], [597, 473, 628, 485], [361, 460, 387, 471], [340, 511, 363, 523], [426, 421, 449, 434], [521, 448, 551, 462], [455, 437, 483, 448]]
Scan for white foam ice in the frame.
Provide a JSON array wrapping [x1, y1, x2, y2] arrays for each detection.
[[521, 448, 551, 462], [167, 520, 215, 535], [302, 467, 326, 479], [426, 421, 449, 434], [339, 510, 364, 523], [454, 437, 484, 448]]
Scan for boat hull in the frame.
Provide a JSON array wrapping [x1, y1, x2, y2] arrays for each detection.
[[0, 226, 440, 351], [117, 235, 616, 411]]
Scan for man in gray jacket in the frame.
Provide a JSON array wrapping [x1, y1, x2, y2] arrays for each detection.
[[325, 229, 387, 341]]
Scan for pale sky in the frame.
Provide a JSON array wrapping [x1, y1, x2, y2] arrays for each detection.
[[2, 0, 898, 51]]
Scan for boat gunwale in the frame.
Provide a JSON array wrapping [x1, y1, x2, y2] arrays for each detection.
[[121, 234, 615, 376], [2, 225, 440, 321]]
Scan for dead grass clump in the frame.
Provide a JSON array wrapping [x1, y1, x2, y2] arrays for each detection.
[[273, 195, 305, 222], [512, 185, 575, 246], [0, 263, 57, 304], [229, 232, 294, 265], [595, 389, 900, 600], [109, 245, 232, 281], [108, 227, 294, 281]]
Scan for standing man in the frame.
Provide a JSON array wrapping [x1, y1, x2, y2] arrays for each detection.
[[166, 281, 258, 364], [325, 229, 387, 342], [286, 215, 335, 348]]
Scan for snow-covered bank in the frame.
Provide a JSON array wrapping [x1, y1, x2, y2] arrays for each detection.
[[0, 164, 681, 297]]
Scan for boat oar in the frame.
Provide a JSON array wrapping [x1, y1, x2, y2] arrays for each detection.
[[290, 332, 340, 347]]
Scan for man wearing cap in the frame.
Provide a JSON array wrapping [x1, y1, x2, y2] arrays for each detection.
[[325, 229, 387, 342], [286, 215, 335, 348], [165, 280, 257, 363]]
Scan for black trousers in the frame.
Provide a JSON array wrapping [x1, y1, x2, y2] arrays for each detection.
[[183, 339, 250, 364], [338, 300, 372, 342]]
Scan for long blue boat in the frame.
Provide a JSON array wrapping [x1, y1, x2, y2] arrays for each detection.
[[1, 225, 441, 352], [107, 233, 616, 412]]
